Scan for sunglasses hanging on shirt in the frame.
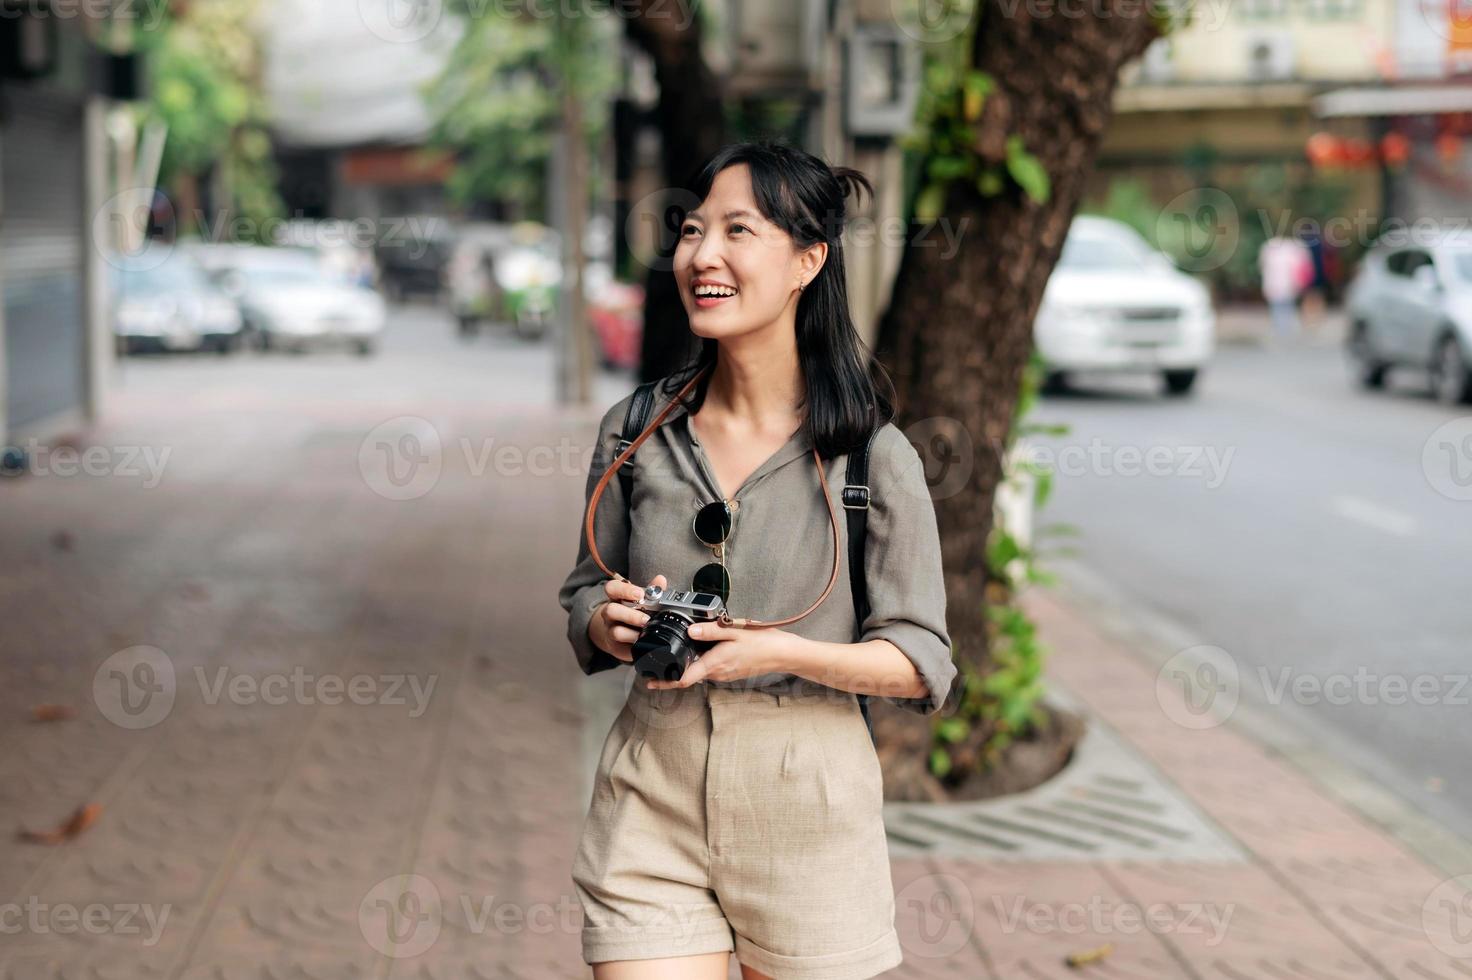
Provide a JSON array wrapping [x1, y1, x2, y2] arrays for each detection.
[[692, 499, 734, 602]]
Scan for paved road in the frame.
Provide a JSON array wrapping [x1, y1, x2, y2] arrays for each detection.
[[1030, 328, 1472, 842]]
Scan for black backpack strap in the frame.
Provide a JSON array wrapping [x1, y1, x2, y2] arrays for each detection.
[[844, 427, 879, 744], [617, 380, 661, 504]]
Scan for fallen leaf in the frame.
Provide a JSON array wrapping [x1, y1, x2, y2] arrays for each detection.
[[31, 704, 77, 723], [18, 803, 102, 845], [1065, 942, 1113, 969]]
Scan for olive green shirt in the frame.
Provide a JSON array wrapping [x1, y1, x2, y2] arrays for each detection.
[[557, 380, 956, 715]]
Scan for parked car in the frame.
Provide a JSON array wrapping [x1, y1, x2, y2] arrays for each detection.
[[1034, 216, 1215, 396], [111, 253, 244, 355], [216, 253, 386, 355], [274, 219, 380, 289], [1344, 236, 1472, 404], [375, 217, 452, 302]]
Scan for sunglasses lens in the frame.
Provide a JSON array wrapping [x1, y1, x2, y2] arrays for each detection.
[[692, 501, 732, 547], [693, 563, 731, 602]]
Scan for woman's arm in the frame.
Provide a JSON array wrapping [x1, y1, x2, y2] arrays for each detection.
[[838, 423, 957, 714], [786, 636, 932, 702], [557, 398, 635, 675]]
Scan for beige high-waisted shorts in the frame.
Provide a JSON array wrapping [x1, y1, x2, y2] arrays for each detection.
[[571, 676, 902, 979]]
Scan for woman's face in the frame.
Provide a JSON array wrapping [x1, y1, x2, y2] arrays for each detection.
[[673, 163, 824, 340]]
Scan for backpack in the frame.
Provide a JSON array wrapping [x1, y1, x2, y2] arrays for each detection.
[[617, 380, 880, 744]]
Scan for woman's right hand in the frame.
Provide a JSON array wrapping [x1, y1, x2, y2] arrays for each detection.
[[589, 574, 667, 663]]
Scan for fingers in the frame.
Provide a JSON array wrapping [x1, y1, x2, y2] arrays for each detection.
[[604, 603, 650, 629], [686, 621, 739, 643], [603, 578, 644, 604]]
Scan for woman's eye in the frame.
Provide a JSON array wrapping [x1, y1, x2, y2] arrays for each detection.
[[730, 224, 749, 235]]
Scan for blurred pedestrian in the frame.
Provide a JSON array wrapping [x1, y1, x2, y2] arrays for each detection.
[[1259, 235, 1312, 339]]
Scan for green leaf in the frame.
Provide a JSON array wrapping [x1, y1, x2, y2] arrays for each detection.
[[914, 182, 946, 222], [962, 70, 992, 122], [1005, 135, 1051, 204], [976, 168, 1003, 197], [927, 155, 971, 182], [936, 717, 970, 743], [929, 747, 952, 778]]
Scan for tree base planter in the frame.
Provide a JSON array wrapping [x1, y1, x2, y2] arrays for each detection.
[[873, 698, 1084, 803]]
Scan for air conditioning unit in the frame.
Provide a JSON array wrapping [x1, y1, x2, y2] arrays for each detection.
[[1245, 32, 1296, 81], [1138, 38, 1175, 83], [845, 23, 922, 137]]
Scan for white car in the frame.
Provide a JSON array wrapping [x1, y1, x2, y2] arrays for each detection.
[[194, 246, 386, 356], [1344, 236, 1472, 405], [1034, 216, 1215, 396], [111, 253, 244, 355]]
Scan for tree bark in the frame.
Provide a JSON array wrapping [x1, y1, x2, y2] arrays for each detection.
[[623, 0, 728, 383], [875, 1, 1158, 688]]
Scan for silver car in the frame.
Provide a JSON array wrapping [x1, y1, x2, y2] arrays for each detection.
[[1345, 237, 1472, 404]]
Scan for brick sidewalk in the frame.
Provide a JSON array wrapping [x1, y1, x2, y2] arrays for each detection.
[[3, 365, 1468, 979], [886, 589, 1471, 978]]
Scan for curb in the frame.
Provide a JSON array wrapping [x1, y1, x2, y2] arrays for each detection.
[[1043, 560, 1472, 878]]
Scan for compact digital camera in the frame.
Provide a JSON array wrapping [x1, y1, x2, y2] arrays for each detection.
[[630, 585, 726, 681]]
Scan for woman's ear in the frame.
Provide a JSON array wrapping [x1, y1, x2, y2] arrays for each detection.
[[801, 242, 829, 286]]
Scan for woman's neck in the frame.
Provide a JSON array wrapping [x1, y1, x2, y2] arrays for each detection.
[[706, 336, 803, 428]]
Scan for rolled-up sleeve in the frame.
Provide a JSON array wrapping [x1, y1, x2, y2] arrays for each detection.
[[557, 396, 634, 675], [858, 424, 957, 715]]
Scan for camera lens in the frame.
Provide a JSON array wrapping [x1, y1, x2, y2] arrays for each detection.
[[632, 611, 706, 681]]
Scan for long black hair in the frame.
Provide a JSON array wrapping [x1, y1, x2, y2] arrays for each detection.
[[660, 139, 898, 460]]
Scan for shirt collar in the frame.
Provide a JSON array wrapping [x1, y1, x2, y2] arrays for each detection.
[[652, 385, 816, 485]]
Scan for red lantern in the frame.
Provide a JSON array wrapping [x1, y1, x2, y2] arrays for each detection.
[[1437, 132, 1463, 162], [1380, 131, 1411, 167], [1306, 132, 1341, 168]]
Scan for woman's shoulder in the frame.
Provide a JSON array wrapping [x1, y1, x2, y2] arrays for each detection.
[[862, 421, 933, 503]]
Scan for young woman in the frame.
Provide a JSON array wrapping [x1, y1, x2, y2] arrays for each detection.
[[557, 140, 956, 980]]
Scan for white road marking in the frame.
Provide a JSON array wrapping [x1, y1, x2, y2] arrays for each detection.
[[1329, 495, 1419, 537]]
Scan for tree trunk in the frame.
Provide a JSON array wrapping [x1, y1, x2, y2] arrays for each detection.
[[875, 2, 1158, 686], [624, 1, 727, 383]]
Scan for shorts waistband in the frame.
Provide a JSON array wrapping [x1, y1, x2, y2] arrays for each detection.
[[702, 681, 860, 710]]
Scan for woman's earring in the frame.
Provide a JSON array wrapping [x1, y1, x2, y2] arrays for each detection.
[[798, 280, 806, 293]]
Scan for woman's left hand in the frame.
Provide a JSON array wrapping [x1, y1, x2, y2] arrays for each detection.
[[643, 622, 805, 689]]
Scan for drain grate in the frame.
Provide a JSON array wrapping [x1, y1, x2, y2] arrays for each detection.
[[882, 683, 1248, 862]]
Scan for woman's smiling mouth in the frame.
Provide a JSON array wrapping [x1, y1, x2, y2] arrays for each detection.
[[693, 280, 738, 309]]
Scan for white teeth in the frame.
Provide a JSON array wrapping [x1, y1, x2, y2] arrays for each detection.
[[695, 285, 737, 297]]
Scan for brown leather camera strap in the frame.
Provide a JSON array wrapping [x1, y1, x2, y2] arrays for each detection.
[[584, 363, 841, 629]]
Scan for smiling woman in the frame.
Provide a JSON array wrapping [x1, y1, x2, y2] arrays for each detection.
[[559, 140, 958, 980]]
